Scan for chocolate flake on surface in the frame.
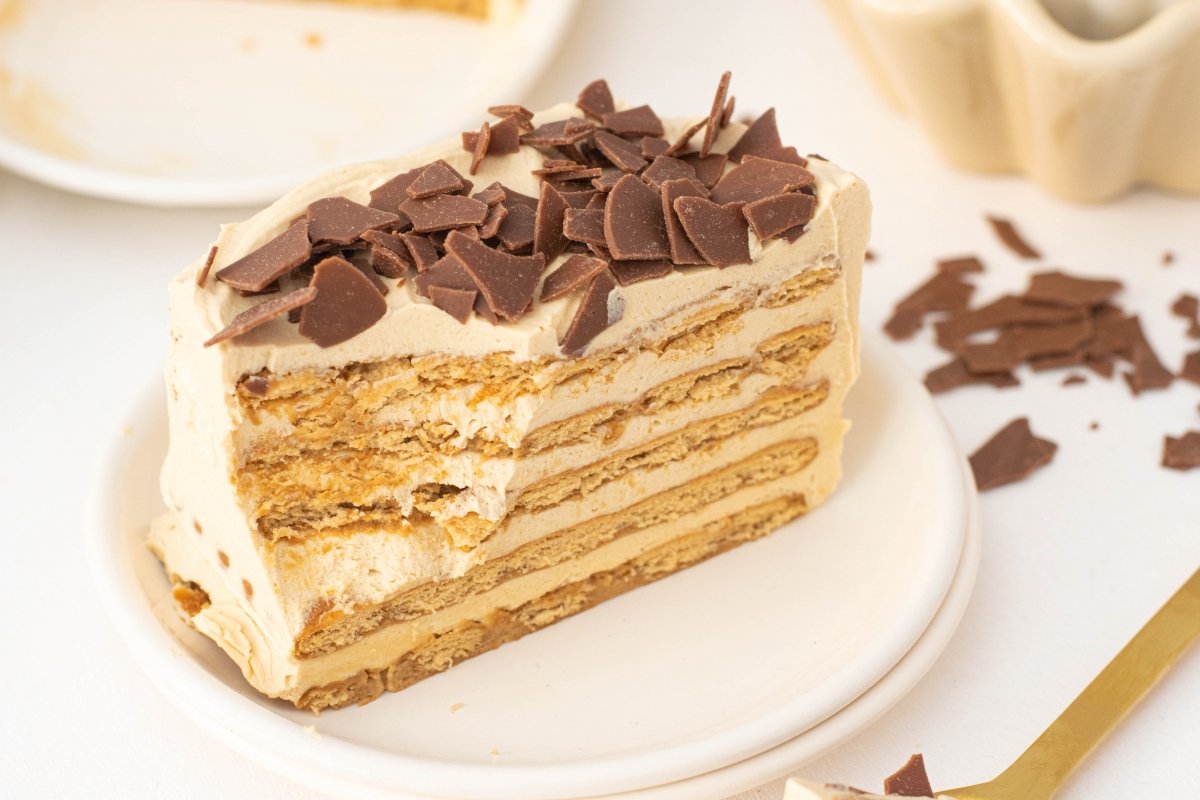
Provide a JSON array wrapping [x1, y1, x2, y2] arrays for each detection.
[[641, 155, 699, 190], [402, 233, 440, 271], [1025, 271, 1122, 308], [496, 203, 537, 252], [478, 203, 508, 239], [1180, 351, 1200, 386], [560, 270, 622, 355], [605, 174, 671, 261], [521, 118, 594, 147], [710, 156, 814, 205], [370, 245, 409, 278], [197, 245, 218, 287], [702, 71, 731, 157], [742, 192, 817, 240], [681, 152, 728, 188], [361, 229, 411, 260], [719, 95, 735, 128], [563, 207, 607, 247], [413, 253, 478, 297], [297, 256, 388, 348], [576, 79, 615, 118], [987, 214, 1041, 259], [428, 286, 477, 324], [883, 754, 934, 798], [368, 167, 421, 213], [540, 254, 609, 302], [469, 121, 491, 175], [1162, 250, 1175, 266], [601, 105, 664, 138], [473, 184, 506, 206], [934, 295, 1083, 350], [446, 229, 545, 321], [959, 318, 1094, 373], [1062, 373, 1087, 386], [937, 255, 984, 274], [533, 182, 570, 261], [969, 417, 1057, 491], [609, 259, 673, 286], [884, 272, 975, 341], [488, 104, 534, 128], [727, 108, 783, 163], [592, 168, 624, 193], [499, 183, 538, 210], [216, 219, 312, 292], [641, 136, 670, 160], [406, 161, 468, 199], [674, 196, 751, 268], [661, 179, 708, 265], [204, 286, 317, 347], [307, 197, 399, 245], [1163, 431, 1200, 471], [594, 129, 648, 173], [665, 119, 705, 157], [471, 114, 522, 156], [924, 359, 1018, 394], [400, 193, 489, 233]]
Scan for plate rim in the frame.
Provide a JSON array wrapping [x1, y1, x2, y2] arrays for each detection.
[[86, 332, 975, 799]]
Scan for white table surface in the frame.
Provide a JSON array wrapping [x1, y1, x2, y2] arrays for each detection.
[[2, 2, 1197, 798]]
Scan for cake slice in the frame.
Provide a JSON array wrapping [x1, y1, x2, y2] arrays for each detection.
[[151, 74, 871, 711]]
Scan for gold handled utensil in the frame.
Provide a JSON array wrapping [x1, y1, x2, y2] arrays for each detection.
[[938, 567, 1200, 799]]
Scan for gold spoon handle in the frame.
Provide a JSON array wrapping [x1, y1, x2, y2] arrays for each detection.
[[942, 567, 1200, 800]]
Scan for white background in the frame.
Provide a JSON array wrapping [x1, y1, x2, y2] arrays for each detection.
[[1, 1, 1198, 798]]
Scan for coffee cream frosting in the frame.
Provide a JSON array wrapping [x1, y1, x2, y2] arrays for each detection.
[[153, 103, 870, 706]]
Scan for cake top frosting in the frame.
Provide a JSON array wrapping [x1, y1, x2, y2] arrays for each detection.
[[195, 72, 826, 359]]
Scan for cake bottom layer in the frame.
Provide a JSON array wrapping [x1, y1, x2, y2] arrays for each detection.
[[297, 491, 808, 711]]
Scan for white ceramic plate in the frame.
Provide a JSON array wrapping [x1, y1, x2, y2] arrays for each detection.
[[88, 332, 975, 799], [0, 0, 579, 207]]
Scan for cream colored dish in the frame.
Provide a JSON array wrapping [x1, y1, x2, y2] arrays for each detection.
[[823, 0, 1200, 201]]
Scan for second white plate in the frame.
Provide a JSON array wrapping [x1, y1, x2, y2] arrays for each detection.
[[88, 332, 973, 799]]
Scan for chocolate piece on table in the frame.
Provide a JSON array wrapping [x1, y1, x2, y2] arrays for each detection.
[[726, 107, 783, 163], [496, 203, 537, 252], [576, 79, 615, 118], [933, 295, 1082, 350], [701, 70, 731, 158], [478, 204, 508, 240], [1181, 351, 1200, 386], [936, 255, 985, 274], [601, 105, 664, 138], [958, 318, 1094, 374], [1062, 373, 1087, 386], [681, 152, 728, 188], [641, 155, 699, 190], [924, 359, 1019, 394], [400, 194, 489, 233], [197, 245, 218, 287], [445, 229, 546, 321], [710, 155, 814, 205], [609, 259, 673, 286], [533, 182, 570, 261], [660, 179, 708, 265], [742, 192, 817, 240], [562, 207, 607, 247], [1162, 250, 1176, 266], [665, 119, 705, 157], [987, 214, 1041, 259], [560, 270, 622, 355], [204, 286, 317, 347], [540, 254, 609, 302], [883, 271, 975, 342], [215, 219, 312, 292], [427, 286, 477, 324], [969, 417, 1057, 491], [297, 257, 388, 348], [401, 233, 440, 272], [641, 136, 670, 159], [1024, 270, 1122, 308], [1118, 316, 1173, 395], [883, 753, 934, 798], [469, 121, 490, 175], [1162, 431, 1200, 471], [594, 129, 648, 173], [605, 174, 671, 261], [406, 161, 468, 199], [673, 196, 752, 268]]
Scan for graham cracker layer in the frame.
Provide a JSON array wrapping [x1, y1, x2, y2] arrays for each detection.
[[295, 436, 819, 657], [296, 491, 809, 711]]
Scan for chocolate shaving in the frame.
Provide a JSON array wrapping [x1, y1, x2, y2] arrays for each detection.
[[742, 192, 817, 240], [883, 272, 975, 341], [496, 203, 537, 252], [370, 246, 409, 278], [560, 270, 622, 355], [368, 167, 421, 213], [605, 174, 671, 261], [1163, 432, 1200, 471], [413, 253, 478, 297], [307, 197, 399, 246], [934, 296, 1082, 350], [710, 156, 814, 205], [540, 254, 609, 302], [204, 286, 316, 347], [352, 260, 389, 295], [727, 108, 782, 163], [521, 118, 594, 147], [987, 215, 1041, 259], [641, 137, 670, 160], [1062, 373, 1087, 386], [594, 129, 648, 173], [562, 207, 607, 247], [959, 319, 1094, 373], [297, 257, 387, 348], [428, 286, 477, 324], [407, 161, 467, 199], [361, 229, 411, 261], [681, 152, 728, 188], [469, 121, 490, 175], [641, 155, 699, 190], [592, 168, 624, 193], [216, 219, 312, 292], [1181, 351, 1200, 386], [534, 158, 587, 176], [674, 196, 751, 268], [660, 179, 708, 265], [559, 188, 597, 208], [719, 95, 735, 128], [402, 233, 440, 271], [473, 184, 506, 206], [478, 203, 508, 239], [445, 230, 545, 321], [488, 104, 534, 128], [883, 754, 934, 798], [701, 71, 731, 157], [465, 114, 521, 156], [601, 105, 664, 138], [400, 194, 489, 233], [576, 79, 615, 119], [924, 359, 1018, 394], [937, 255, 985, 274], [969, 417, 1058, 491], [1122, 318, 1174, 394], [533, 182, 570, 261], [197, 245, 218, 287], [609, 259, 673, 286], [1025, 271, 1122, 308], [666, 118, 706, 157], [499, 184, 538, 210]]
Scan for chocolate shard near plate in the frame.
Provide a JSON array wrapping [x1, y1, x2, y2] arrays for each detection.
[[969, 417, 1058, 491], [673, 196, 751, 268], [1162, 431, 1200, 471], [204, 286, 317, 347], [533, 182, 570, 261], [1180, 351, 1200, 386], [883, 271, 975, 341], [445, 229, 546, 321], [307, 197, 400, 245], [1024, 270, 1122, 308], [427, 286, 477, 324], [710, 156, 814, 205], [594, 129, 648, 173], [726, 107, 783, 163], [742, 192, 817, 240], [609, 259, 673, 286], [924, 358, 1018, 394], [641, 155, 699, 190], [701, 71, 731, 157], [539, 253, 609, 302], [604, 174, 671, 261], [562, 207, 607, 247], [937, 255, 985, 274], [297, 257, 388, 348], [576, 78, 615, 118], [400, 194, 489, 233], [883, 754, 934, 798], [215, 219, 313, 292], [681, 152, 728, 188], [560, 270, 622, 355], [406, 161, 467, 199], [660, 179, 709, 265], [958, 318, 1094, 373], [987, 214, 1041, 259], [601, 105, 664, 138]]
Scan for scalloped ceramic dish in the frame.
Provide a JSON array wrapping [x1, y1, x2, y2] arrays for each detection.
[[823, 0, 1200, 202]]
